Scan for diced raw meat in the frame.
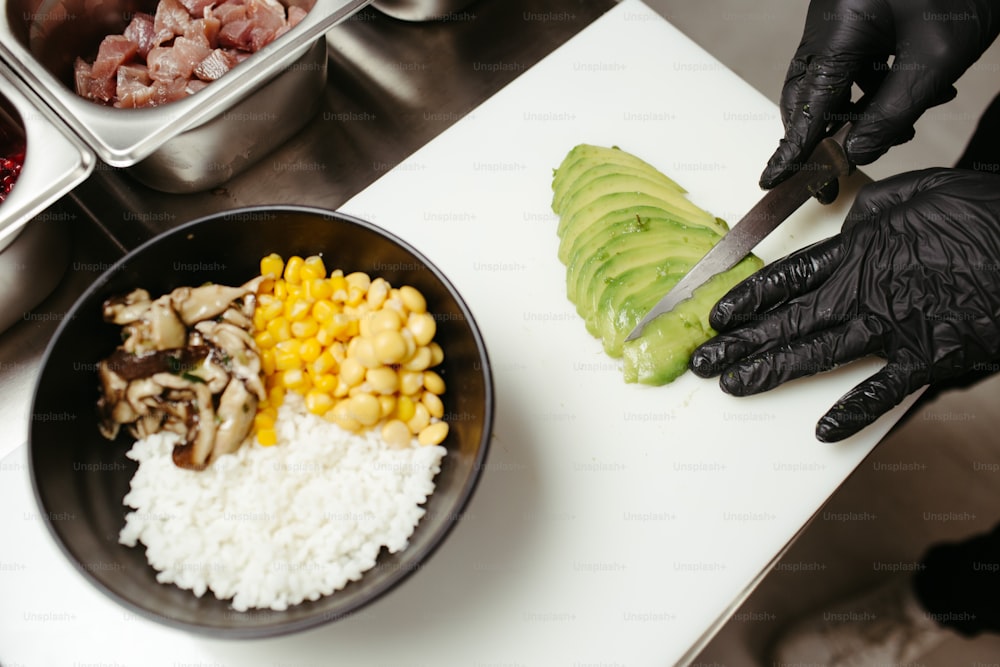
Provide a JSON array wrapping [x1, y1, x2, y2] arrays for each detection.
[[91, 35, 138, 81], [217, 19, 253, 50], [248, 25, 278, 51], [193, 48, 237, 81], [185, 16, 221, 49], [154, 0, 194, 38], [178, 0, 217, 17], [246, 0, 286, 32], [147, 36, 212, 82], [89, 74, 118, 103], [186, 79, 210, 94], [212, 0, 247, 25], [123, 13, 157, 58], [115, 65, 155, 108], [73, 58, 93, 98]]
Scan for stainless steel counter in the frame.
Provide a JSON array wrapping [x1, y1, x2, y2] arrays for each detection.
[[0, 0, 617, 451]]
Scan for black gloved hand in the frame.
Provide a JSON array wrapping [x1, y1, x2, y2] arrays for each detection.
[[762, 0, 1000, 203], [689, 169, 1000, 442]]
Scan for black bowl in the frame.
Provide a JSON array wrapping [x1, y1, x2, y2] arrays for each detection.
[[28, 206, 493, 637]]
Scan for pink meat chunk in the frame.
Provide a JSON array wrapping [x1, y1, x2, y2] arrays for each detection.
[[287, 5, 306, 27], [123, 13, 157, 58], [217, 18, 253, 50], [185, 16, 222, 49], [147, 36, 212, 82], [193, 48, 238, 81], [154, 0, 194, 38], [212, 0, 247, 25], [91, 35, 138, 81], [178, 0, 217, 18]]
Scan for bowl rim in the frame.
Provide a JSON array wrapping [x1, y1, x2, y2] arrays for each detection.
[[27, 204, 495, 637]]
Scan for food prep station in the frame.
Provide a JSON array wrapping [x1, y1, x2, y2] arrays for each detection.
[[1, 0, 921, 665]]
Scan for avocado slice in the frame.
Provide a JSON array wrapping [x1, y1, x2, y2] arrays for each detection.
[[621, 255, 763, 384], [553, 144, 686, 201], [577, 235, 714, 325], [566, 219, 716, 306], [558, 191, 725, 260], [558, 204, 686, 264], [565, 214, 719, 288], [552, 153, 687, 214], [558, 172, 721, 236], [592, 267, 690, 356]]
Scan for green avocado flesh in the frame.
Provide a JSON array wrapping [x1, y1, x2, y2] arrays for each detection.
[[550, 144, 764, 385]]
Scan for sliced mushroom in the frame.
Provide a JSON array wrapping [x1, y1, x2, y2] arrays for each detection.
[[103, 289, 152, 324], [144, 295, 187, 351], [195, 320, 265, 401], [151, 372, 217, 470], [211, 379, 258, 461]]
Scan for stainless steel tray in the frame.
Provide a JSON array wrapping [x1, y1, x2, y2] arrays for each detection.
[[0, 0, 369, 166]]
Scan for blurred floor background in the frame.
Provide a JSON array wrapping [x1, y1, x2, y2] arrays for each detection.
[[639, 1, 1000, 665]]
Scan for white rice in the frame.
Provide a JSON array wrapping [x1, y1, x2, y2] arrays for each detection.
[[118, 393, 447, 611]]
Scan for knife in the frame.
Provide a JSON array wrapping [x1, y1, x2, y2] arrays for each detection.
[[623, 123, 854, 343]]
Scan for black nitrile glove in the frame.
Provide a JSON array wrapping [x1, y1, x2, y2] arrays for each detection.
[[762, 0, 1000, 203], [689, 169, 1000, 442]]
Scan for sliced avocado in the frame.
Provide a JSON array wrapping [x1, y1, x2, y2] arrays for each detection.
[[621, 255, 764, 385], [558, 205, 666, 264], [553, 144, 686, 199], [558, 172, 719, 235], [553, 155, 687, 214], [566, 219, 719, 302], [578, 235, 714, 324], [565, 214, 719, 285], [558, 191, 724, 257], [592, 268, 689, 356]]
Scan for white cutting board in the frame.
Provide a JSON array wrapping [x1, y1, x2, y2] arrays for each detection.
[[0, 2, 913, 666]]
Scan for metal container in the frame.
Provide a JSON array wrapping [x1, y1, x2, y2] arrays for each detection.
[[0, 61, 93, 333], [0, 0, 370, 191], [371, 0, 478, 21]]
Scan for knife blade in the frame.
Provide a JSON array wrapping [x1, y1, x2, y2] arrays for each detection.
[[623, 124, 854, 343]]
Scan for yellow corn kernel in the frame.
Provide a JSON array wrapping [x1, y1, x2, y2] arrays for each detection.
[[422, 391, 444, 419], [291, 318, 319, 339], [312, 299, 337, 323], [382, 419, 412, 448], [257, 294, 284, 320], [310, 349, 337, 375], [299, 337, 322, 363], [273, 279, 289, 301], [252, 309, 269, 332], [345, 271, 371, 291], [260, 253, 285, 278], [339, 357, 365, 387], [303, 278, 331, 301], [396, 395, 416, 422], [274, 349, 301, 372], [326, 401, 362, 432], [367, 278, 390, 308], [285, 298, 312, 322], [407, 402, 431, 434], [324, 313, 351, 339], [372, 329, 407, 365], [347, 393, 381, 426], [351, 336, 379, 369], [266, 316, 291, 343], [314, 372, 338, 394], [260, 348, 277, 376], [418, 421, 449, 446], [283, 255, 305, 284], [328, 341, 347, 364], [346, 285, 366, 307], [254, 330, 277, 350], [256, 276, 275, 296], [253, 410, 276, 431], [399, 370, 424, 396], [333, 378, 351, 398], [366, 367, 399, 395], [268, 385, 285, 408], [428, 342, 444, 367], [305, 389, 335, 416], [257, 428, 278, 447], [403, 346, 432, 371], [282, 368, 310, 392], [408, 312, 437, 347], [378, 394, 396, 418], [301, 255, 327, 281], [369, 308, 402, 333], [328, 273, 348, 296], [423, 370, 446, 395], [399, 285, 427, 314]]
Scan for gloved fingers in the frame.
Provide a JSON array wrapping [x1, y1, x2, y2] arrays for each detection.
[[846, 56, 961, 165], [814, 360, 923, 443], [715, 316, 886, 396], [708, 236, 844, 332], [840, 168, 962, 232], [761, 54, 859, 190]]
